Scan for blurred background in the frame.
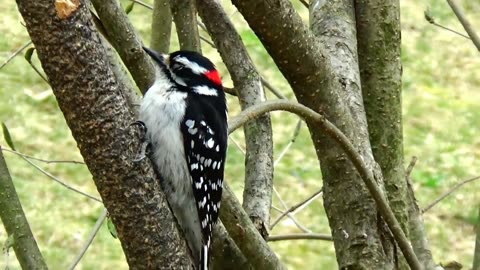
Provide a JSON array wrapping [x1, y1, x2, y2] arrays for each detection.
[[0, 0, 479, 269]]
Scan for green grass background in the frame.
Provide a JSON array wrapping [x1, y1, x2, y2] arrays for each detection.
[[0, 0, 479, 269]]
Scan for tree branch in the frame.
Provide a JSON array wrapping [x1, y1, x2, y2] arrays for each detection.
[[233, 0, 402, 267], [67, 208, 108, 270], [473, 207, 480, 270], [270, 188, 322, 229], [91, 0, 156, 93], [423, 175, 480, 213], [150, 0, 172, 53], [405, 157, 436, 270], [268, 233, 332, 242], [219, 184, 287, 270], [355, 0, 409, 241], [15, 1, 193, 268], [446, 0, 480, 52], [228, 99, 422, 270], [0, 146, 48, 270], [170, 0, 201, 52], [197, 0, 274, 238]]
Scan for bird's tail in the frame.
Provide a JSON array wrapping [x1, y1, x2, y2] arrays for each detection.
[[199, 244, 209, 270]]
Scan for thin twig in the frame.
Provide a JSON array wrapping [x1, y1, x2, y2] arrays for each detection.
[[260, 77, 288, 100], [405, 156, 418, 179], [273, 120, 302, 167], [298, 0, 309, 8], [424, 10, 471, 40], [268, 233, 332, 242], [446, 0, 480, 51], [129, 0, 152, 9], [0, 40, 32, 70], [26, 57, 49, 83], [405, 156, 437, 269], [2, 148, 85, 164], [432, 22, 470, 39], [67, 208, 108, 270], [199, 35, 215, 48], [423, 175, 480, 212], [272, 186, 311, 233], [270, 188, 322, 229], [229, 136, 246, 154], [228, 100, 422, 269], [18, 156, 102, 203]]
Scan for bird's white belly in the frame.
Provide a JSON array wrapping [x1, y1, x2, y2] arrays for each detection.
[[139, 87, 202, 260]]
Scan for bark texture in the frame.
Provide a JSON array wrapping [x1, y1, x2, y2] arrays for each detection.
[[0, 147, 48, 270], [15, 1, 193, 268], [233, 0, 394, 268], [355, 0, 409, 238], [170, 0, 201, 52], [406, 173, 436, 270], [151, 0, 172, 53], [91, 0, 156, 93], [220, 185, 287, 270], [211, 222, 252, 270], [197, 0, 274, 239]]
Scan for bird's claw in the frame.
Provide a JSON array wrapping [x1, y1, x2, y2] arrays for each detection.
[[130, 120, 149, 162]]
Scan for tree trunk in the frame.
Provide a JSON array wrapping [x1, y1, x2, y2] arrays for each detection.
[[355, 0, 409, 238], [15, 1, 193, 268], [232, 0, 395, 268]]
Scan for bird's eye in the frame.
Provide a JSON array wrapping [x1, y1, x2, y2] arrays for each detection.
[[172, 63, 184, 71]]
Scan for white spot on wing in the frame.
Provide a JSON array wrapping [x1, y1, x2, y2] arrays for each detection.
[[206, 138, 215, 148], [185, 119, 195, 128]]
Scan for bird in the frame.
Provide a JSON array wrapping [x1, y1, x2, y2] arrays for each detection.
[[138, 47, 227, 270]]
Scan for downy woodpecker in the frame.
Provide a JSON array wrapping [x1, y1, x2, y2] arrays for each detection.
[[139, 47, 227, 270]]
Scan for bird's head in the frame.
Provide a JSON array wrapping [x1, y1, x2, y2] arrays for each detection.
[[143, 47, 223, 96]]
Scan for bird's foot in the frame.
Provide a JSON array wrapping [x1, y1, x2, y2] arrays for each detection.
[[130, 121, 149, 162]]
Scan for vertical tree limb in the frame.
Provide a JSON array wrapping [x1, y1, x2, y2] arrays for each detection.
[[197, 0, 274, 238], [405, 158, 436, 270], [231, 0, 413, 268], [15, 0, 193, 268], [0, 147, 48, 270], [91, 0, 156, 93], [211, 222, 252, 270], [474, 207, 480, 270], [310, 0, 394, 268], [220, 185, 287, 270], [170, 0, 201, 52], [150, 0, 172, 53], [355, 0, 409, 240]]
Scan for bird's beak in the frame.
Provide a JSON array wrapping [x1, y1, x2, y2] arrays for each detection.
[[142, 46, 169, 65]]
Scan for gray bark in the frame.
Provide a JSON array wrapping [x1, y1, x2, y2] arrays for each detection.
[[355, 0, 409, 239], [91, 0, 156, 94], [170, 0, 201, 52], [197, 0, 274, 239], [232, 0, 395, 268], [151, 0, 172, 53], [15, 0, 193, 268]]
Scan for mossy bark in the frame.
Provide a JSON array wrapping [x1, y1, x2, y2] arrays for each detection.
[[150, 0, 172, 53], [355, 0, 409, 243]]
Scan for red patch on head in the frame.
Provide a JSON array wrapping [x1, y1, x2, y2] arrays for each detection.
[[205, 70, 222, 85]]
